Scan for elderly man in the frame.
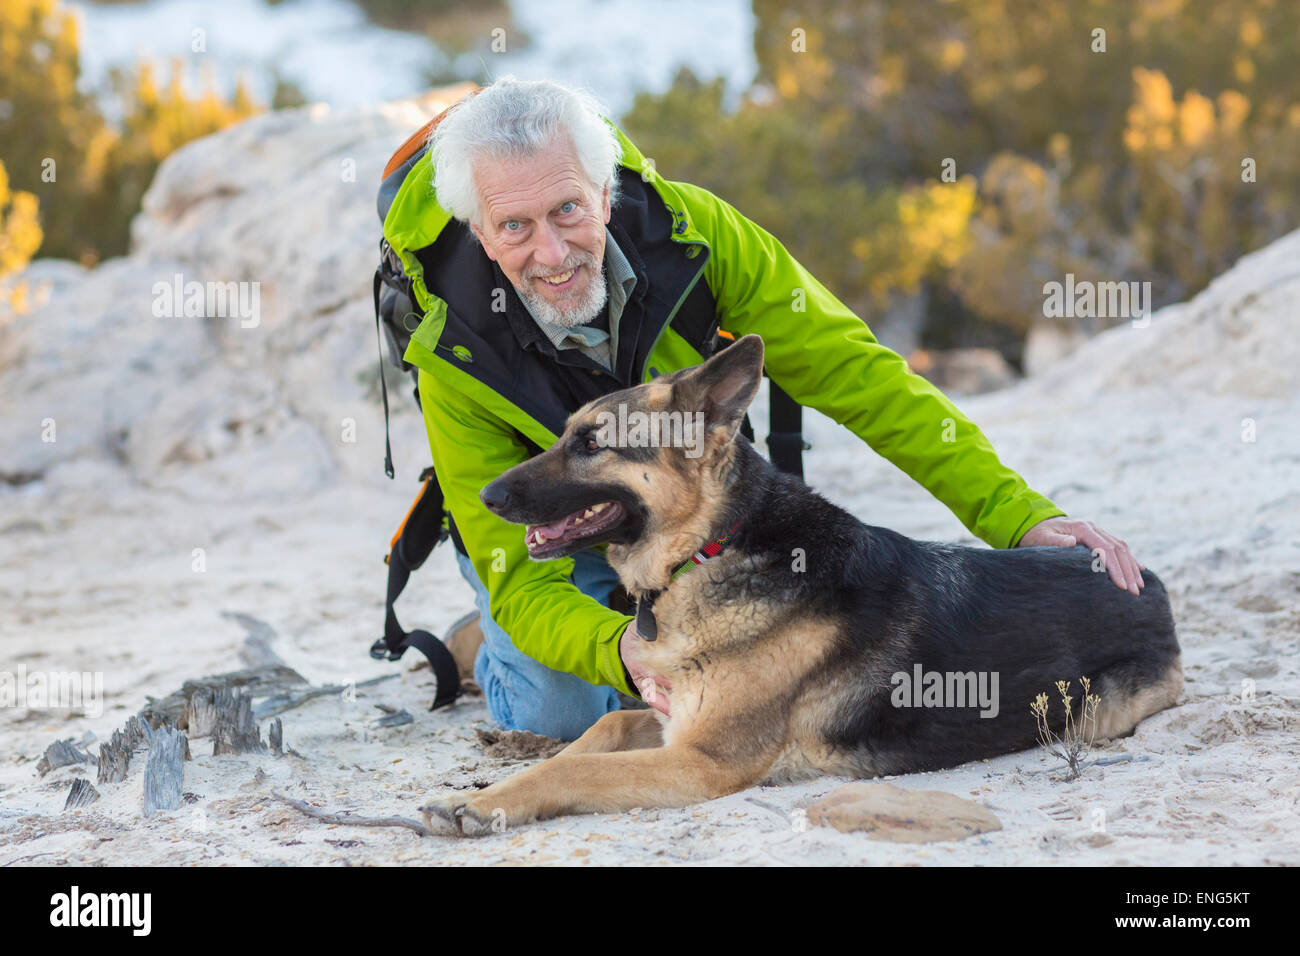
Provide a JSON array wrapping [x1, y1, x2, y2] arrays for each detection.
[[383, 76, 1144, 740]]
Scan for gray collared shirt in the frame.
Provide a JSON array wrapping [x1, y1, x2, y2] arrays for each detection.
[[521, 226, 636, 373]]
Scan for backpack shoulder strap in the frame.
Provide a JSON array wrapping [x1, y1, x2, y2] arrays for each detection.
[[766, 380, 808, 480], [370, 468, 462, 710], [367, 93, 493, 709]]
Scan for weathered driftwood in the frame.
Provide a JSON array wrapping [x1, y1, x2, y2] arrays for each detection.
[[97, 716, 150, 784], [37, 738, 93, 777], [208, 687, 267, 755], [143, 727, 189, 817], [374, 707, 414, 728], [270, 792, 436, 837], [182, 666, 308, 698], [269, 717, 283, 755], [185, 683, 266, 739], [221, 610, 284, 668], [141, 664, 309, 728], [63, 778, 100, 811], [267, 717, 305, 758], [142, 665, 395, 729], [254, 674, 398, 720]]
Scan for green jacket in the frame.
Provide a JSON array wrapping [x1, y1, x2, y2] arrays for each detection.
[[384, 122, 1065, 698]]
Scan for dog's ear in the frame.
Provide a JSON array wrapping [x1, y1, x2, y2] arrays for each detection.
[[674, 333, 765, 437]]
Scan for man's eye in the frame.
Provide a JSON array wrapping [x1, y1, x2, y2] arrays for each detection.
[[559, 201, 577, 215], [504, 220, 522, 232]]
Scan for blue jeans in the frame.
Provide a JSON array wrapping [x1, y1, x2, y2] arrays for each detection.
[[455, 548, 622, 741]]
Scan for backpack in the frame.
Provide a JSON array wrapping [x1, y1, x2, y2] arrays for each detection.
[[367, 106, 809, 711]]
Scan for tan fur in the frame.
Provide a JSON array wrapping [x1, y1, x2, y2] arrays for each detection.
[[426, 339, 1179, 835], [424, 373, 893, 832], [1095, 658, 1184, 740], [422, 437, 874, 831], [555, 709, 664, 756], [557, 380, 747, 594], [423, 569, 854, 831], [435, 745, 756, 834], [604, 441, 733, 592]]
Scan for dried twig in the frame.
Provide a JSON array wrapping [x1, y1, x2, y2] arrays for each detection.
[[744, 796, 791, 820], [1, 852, 68, 866], [1021, 753, 1148, 776], [270, 791, 438, 838], [255, 675, 398, 720]]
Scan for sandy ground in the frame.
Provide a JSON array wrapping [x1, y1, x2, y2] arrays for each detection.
[[1, 99, 1297, 866], [4, 357, 1298, 864]]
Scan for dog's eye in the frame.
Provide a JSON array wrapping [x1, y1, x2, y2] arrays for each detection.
[[584, 435, 601, 453]]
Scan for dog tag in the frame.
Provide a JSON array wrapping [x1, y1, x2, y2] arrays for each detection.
[[636, 593, 659, 641]]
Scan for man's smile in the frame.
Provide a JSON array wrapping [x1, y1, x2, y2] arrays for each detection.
[[535, 263, 581, 292]]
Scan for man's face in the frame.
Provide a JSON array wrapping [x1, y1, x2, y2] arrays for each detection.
[[470, 136, 612, 328]]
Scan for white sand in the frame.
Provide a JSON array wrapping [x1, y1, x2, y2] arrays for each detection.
[[2, 94, 1297, 866]]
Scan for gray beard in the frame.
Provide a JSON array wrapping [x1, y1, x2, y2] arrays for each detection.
[[517, 259, 609, 328]]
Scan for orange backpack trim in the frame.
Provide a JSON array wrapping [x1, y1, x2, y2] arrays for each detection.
[[382, 85, 483, 181], [386, 473, 433, 562]]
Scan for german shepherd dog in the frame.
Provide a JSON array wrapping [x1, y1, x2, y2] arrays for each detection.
[[421, 334, 1182, 835]]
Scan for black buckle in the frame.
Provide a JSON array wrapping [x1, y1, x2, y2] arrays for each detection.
[[370, 638, 402, 662], [767, 431, 812, 452], [378, 239, 407, 290]]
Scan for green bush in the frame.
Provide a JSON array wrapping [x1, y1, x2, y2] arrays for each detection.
[[0, 0, 260, 264], [623, 0, 1300, 343]]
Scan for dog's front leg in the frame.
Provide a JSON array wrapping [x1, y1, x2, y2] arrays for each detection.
[[423, 745, 754, 836], [556, 709, 665, 756]]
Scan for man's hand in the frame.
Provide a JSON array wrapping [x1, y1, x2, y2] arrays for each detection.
[[619, 621, 672, 717], [1018, 516, 1145, 596]]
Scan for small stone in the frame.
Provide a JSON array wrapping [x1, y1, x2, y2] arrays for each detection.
[[807, 782, 1002, 843]]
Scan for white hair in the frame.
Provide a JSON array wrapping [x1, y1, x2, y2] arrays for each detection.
[[429, 76, 624, 229]]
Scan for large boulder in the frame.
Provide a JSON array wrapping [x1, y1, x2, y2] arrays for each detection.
[[0, 86, 473, 500]]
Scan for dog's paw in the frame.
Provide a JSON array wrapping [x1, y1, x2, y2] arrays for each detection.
[[418, 794, 469, 836], [457, 802, 499, 838], [418, 794, 511, 837]]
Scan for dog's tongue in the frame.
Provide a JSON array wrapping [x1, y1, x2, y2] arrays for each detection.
[[530, 513, 575, 541]]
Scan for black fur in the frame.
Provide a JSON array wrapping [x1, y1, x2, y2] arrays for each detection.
[[484, 332, 1181, 776], [707, 436, 1181, 775]]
